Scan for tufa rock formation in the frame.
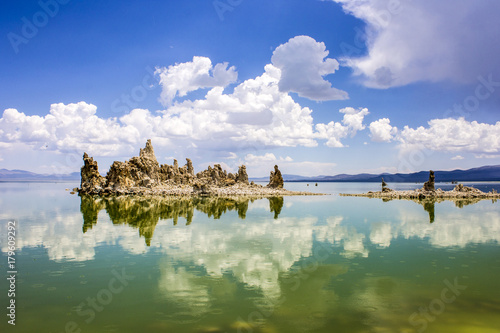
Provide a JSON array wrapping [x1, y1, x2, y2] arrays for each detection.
[[451, 183, 483, 195], [106, 139, 164, 190], [267, 165, 284, 189], [342, 166, 500, 203], [381, 177, 393, 192], [423, 170, 435, 191], [80, 153, 106, 193], [236, 165, 249, 185], [78, 140, 304, 196]]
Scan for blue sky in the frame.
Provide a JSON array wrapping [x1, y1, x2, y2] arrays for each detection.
[[1, 0, 500, 177]]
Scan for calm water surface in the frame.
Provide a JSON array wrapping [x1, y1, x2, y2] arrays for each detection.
[[1, 182, 500, 333]]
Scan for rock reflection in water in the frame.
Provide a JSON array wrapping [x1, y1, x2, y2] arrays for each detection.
[[80, 195, 284, 245], [423, 201, 435, 223], [381, 197, 489, 223], [421, 198, 485, 223]]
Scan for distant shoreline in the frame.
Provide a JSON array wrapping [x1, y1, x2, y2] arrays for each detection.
[[3, 164, 500, 183], [2, 179, 500, 184], [0, 180, 80, 183], [285, 179, 500, 183]]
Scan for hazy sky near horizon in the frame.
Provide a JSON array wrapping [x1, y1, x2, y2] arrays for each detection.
[[1, 0, 500, 177]]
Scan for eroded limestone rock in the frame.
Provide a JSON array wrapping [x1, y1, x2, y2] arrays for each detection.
[[80, 152, 106, 193], [423, 170, 435, 191], [381, 177, 393, 192], [236, 165, 249, 185], [267, 165, 284, 189], [78, 140, 296, 196], [104, 139, 161, 190], [451, 183, 483, 195]]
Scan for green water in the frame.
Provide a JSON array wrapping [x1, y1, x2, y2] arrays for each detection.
[[1, 182, 500, 333]]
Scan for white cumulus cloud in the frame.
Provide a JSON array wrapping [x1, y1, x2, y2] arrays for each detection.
[[369, 118, 397, 142], [399, 118, 500, 154], [340, 107, 369, 135], [1, 39, 370, 170], [271, 35, 348, 100], [244, 153, 293, 165], [155, 56, 238, 106], [366, 116, 500, 156], [475, 154, 500, 159], [315, 107, 369, 147], [0, 102, 137, 156], [242, 152, 337, 177], [334, 0, 500, 88], [0, 67, 366, 161]]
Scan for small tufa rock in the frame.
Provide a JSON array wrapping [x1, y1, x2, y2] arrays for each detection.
[[423, 170, 435, 191], [381, 177, 387, 190], [267, 165, 284, 188], [452, 183, 483, 195], [80, 152, 106, 194], [186, 158, 194, 176], [381, 177, 393, 192], [236, 165, 249, 184]]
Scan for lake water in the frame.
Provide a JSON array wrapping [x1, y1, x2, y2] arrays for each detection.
[[1, 182, 500, 333]]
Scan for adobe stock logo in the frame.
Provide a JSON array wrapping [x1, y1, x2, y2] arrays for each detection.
[[59, 268, 135, 333], [213, 0, 243, 21], [7, 0, 72, 54], [408, 277, 467, 332]]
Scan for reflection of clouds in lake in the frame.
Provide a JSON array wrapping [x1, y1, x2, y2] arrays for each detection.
[[368, 206, 500, 249], [152, 216, 319, 318], [370, 223, 392, 248], [155, 216, 318, 303], [3, 198, 500, 265], [0, 212, 150, 261], [1, 212, 94, 261], [342, 232, 369, 258], [396, 210, 500, 248], [315, 217, 369, 258], [158, 261, 211, 317], [0, 203, 319, 308], [315, 204, 500, 259]]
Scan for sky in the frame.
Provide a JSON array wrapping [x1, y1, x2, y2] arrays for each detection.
[[1, 0, 500, 177]]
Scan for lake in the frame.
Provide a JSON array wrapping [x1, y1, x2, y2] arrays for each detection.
[[1, 182, 500, 333]]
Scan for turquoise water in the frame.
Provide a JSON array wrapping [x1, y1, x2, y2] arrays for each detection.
[[1, 182, 500, 332]]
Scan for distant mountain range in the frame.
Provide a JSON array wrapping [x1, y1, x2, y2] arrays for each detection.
[[2, 165, 500, 183], [0, 169, 80, 182], [250, 165, 500, 183]]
